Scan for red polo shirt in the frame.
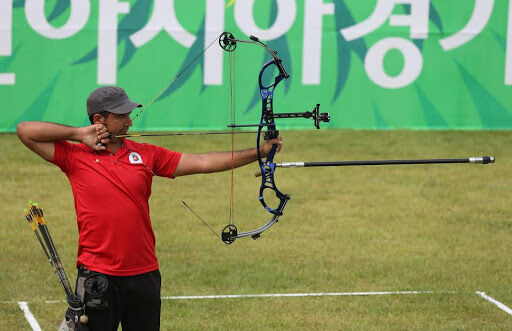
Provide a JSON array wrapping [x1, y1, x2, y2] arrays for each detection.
[[50, 139, 182, 276]]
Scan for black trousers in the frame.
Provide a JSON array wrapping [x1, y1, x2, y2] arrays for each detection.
[[76, 266, 161, 331]]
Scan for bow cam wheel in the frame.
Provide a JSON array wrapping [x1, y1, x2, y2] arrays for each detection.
[[219, 32, 237, 52], [221, 224, 238, 244]]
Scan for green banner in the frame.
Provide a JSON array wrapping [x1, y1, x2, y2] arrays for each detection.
[[2, 0, 512, 132]]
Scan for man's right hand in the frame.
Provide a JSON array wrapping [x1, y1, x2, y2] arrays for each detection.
[[17, 121, 113, 161], [80, 124, 111, 151]]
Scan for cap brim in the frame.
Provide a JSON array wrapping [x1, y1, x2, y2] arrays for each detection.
[[108, 101, 142, 114]]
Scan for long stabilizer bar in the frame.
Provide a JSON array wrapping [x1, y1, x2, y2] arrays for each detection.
[[255, 156, 494, 177], [277, 156, 495, 168]]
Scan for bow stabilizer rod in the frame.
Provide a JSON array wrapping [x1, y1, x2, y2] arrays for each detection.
[[278, 156, 495, 167], [255, 156, 495, 176], [254, 156, 496, 177]]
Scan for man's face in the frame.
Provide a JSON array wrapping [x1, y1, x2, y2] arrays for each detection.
[[98, 112, 133, 143]]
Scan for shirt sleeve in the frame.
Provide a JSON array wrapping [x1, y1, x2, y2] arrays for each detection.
[[48, 140, 75, 173], [151, 145, 182, 178]]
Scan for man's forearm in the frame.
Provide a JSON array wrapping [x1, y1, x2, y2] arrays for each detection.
[[201, 148, 259, 173], [17, 121, 83, 142], [16, 121, 88, 162]]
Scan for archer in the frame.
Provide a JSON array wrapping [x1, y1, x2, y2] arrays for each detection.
[[16, 85, 282, 330]]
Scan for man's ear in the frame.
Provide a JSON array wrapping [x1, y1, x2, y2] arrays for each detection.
[[92, 113, 107, 124]]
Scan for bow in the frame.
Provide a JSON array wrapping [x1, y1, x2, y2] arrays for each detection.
[[217, 32, 330, 244]]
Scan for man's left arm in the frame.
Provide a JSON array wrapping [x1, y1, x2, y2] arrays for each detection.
[[173, 137, 282, 177]]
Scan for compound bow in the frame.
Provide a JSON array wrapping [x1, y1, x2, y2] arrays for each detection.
[[217, 32, 330, 244]]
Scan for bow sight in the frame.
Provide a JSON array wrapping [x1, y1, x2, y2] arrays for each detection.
[[227, 103, 330, 132], [272, 104, 330, 130]]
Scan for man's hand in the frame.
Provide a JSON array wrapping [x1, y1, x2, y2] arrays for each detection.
[[17, 121, 113, 161], [80, 124, 111, 151], [259, 136, 283, 157]]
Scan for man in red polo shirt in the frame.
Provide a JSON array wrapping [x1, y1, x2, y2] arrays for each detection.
[[17, 86, 282, 330]]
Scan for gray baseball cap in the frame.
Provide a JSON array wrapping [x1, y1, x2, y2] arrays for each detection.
[[87, 86, 142, 116]]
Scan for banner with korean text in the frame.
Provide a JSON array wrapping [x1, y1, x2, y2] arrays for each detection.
[[1, 0, 512, 132]]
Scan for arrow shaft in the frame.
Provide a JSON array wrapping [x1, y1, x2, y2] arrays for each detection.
[[116, 131, 255, 138]]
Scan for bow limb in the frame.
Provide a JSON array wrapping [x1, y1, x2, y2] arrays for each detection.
[[221, 194, 289, 244]]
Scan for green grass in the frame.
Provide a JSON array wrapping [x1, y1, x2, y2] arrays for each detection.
[[1, 130, 511, 330]]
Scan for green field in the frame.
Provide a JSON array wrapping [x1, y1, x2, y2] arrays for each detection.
[[1, 130, 511, 330]]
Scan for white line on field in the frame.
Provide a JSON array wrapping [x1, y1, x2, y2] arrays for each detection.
[[476, 291, 512, 316], [18, 301, 42, 331], [1, 290, 455, 304], [161, 290, 440, 300]]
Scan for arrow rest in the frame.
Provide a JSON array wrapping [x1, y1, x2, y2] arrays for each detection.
[[264, 129, 279, 140]]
